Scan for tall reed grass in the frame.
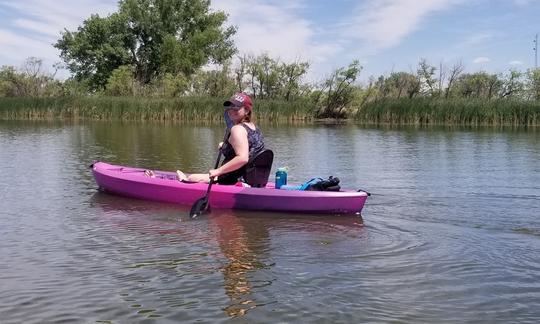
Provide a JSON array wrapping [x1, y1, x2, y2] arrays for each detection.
[[0, 96, 315, 122], [2, 96, 539, 126], [354, 98, 540, 126]]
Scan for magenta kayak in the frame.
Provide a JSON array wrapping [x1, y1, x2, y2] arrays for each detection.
[[91, 161, 369, 214]]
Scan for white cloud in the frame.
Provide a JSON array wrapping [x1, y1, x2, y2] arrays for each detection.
[[508, 60, 524, 65], [0, 0, 117, 67], [13, 19, 61, 39], [473, 56, 491, 64], [3, 1, 116, 34], [0, 28, 58, 58], [342, 0, 465, 53], [0, 28, 61, 75], [211, 0, 345, 80], [212, 0, 341, 65]]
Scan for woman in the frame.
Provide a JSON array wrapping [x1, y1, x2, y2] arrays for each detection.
[[176, 92, 264, 184]]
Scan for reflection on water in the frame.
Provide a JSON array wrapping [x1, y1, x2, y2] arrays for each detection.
[[1, 120, 540, 323], [210, 213, 269, 317], [89, 192, 364, 319]]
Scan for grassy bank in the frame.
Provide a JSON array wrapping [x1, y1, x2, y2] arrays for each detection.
[[1, 96, 540, 126], [355, 98, 540, 126], [0, 96, 314, 122]]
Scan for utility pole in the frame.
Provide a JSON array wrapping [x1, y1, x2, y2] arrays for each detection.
[[534, 33, 538, 69]]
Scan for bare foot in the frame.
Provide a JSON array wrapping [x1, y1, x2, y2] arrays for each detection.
[[144, 170, 155, 178], [176, 170, 188, 181]]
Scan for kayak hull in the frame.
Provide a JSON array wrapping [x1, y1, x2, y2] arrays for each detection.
[[91, 161, 368, 214]]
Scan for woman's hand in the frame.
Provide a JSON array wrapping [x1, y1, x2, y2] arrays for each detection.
[[209, 168, 221, 180]]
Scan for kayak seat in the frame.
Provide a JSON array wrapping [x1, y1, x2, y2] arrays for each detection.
[[243, 149, 274, 188]]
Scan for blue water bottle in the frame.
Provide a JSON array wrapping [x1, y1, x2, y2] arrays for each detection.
[[275, 167, 288, 189]]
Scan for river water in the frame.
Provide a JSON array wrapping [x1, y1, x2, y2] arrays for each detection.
[[1, 120, 539, 323]]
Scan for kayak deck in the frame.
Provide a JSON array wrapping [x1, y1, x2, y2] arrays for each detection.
[[91, 161, 368, 214]]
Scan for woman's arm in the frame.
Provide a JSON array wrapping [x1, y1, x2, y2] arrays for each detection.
[[209, 125, 249, 178]]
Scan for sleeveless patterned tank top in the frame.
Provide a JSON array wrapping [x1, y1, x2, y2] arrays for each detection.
[[221, 123, 264, 162]]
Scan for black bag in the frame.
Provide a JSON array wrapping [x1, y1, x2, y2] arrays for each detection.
[[304, 176, 341, 191]]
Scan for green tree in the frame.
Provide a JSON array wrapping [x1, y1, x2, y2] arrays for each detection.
[[318, 60, 362, 118], [245, 54, 281, 99], [374, 75, 389, 100], [104, 65, 135, 96], [499, 70, 523, 99], [234, 54, 248, 92], [455, 72, 491, 98], [0, 58, 62, 97], [444, 61, 464, 98], [526, 68, 540, 100], [0, 66, 21, 97], [486, 74, 503, 99], [280, 59, 310, 101], [60, 78, 91, 96], [386, 72, 420, 99], [240, 54, 309, 100], [161, 73, 189, 97], [417, 58, 438, 96], [190, 62, 235, 97], [55, 0, 236, 91]]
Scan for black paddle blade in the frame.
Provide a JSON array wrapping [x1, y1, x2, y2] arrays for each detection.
[[190, 197, 209, 218]]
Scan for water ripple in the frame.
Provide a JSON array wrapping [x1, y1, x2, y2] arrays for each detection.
[[2, 121, 540, 323]]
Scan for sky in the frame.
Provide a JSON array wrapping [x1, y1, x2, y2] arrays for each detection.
[[0, 0, 539, 82]]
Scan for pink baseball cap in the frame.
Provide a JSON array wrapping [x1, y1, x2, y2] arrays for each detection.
[[223, 92, 253, 112]]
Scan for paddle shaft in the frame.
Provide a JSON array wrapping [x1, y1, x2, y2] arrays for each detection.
[[205, 128, 232, 195], [190, 128, 230, 218], [203, 149, 223, 197]]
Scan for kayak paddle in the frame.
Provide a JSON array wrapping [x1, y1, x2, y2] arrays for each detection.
[[190, 127, 230, 219], [189, 149, 222, 218]]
